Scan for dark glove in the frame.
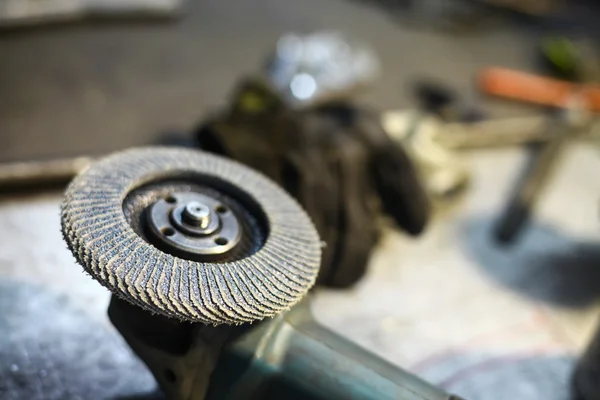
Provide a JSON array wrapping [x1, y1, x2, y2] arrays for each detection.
[[195, 78, 430, 288]]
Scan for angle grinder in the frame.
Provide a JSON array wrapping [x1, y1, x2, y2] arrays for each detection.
[[61, 147, 460, 400]]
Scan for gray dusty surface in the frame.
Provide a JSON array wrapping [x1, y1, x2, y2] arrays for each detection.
[[1, 144, 600, 400], [1, 1, 600, 399], [0, 282, 160, 400]]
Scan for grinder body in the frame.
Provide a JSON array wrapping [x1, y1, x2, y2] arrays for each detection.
[[110, 294, 455, 400], [61, 147, 458, 400]]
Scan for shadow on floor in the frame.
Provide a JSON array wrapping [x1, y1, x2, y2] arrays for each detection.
[[0, 281, 161, 400], [416, 349, 576, 400], [459, 214, 600, 309]]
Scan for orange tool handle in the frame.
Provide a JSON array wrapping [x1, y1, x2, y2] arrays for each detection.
[[479, 68, 600, 111]]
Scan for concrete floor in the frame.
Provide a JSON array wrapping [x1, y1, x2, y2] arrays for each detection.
[[2, 144, 600, 400], [2, 1, 600, 400]]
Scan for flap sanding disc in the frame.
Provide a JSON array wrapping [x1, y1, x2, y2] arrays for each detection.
[[61, 147, 321, 325]]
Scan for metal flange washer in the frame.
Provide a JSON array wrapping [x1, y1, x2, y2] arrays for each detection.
[[61, 147, 321, 325], [146, 192, 241, 257]]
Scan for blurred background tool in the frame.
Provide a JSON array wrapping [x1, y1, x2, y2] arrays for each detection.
[[386, 106, 600, 153], [437, 115, 599, 149], [492, 100, 590, 244], [539, 36, 591, 81], [265, 31, 380, 107], [382, 109, 470, 212], [195, 32, 429, 288], [0, 0, 182, 28], [485, 36, 599, 244], [0, 156, 93, 195], [197, 76, 431, 288], [479, 68, 600, 111]]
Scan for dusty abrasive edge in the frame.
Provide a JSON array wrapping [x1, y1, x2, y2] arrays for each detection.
[[60, 147, 321, 325]]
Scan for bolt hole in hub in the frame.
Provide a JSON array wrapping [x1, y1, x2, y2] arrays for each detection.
[[146, 192, 242, 259], [215, 237, 228, 246], [216, 205, 228, 214], [161, 227, 176, 237]]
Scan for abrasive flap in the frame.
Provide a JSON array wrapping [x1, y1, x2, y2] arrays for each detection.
[[60, 147, 321, 325]]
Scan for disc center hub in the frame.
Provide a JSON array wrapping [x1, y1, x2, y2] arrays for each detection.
[[181, 201, 211, 228], [172, 200, 218, 235], [146, 192, 242, 257]]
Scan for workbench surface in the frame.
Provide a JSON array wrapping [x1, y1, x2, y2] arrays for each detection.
[[1, 1, 600, 399]]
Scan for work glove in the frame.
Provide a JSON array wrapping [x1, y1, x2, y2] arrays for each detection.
[[196, 78, 430, 287]]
